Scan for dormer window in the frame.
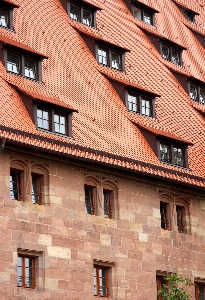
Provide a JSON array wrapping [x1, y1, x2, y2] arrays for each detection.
[[0, 1, 19, 30], [36, 105, 72, 136], [127, 91, 154, 117], [189, 82, 205, 105], [186, 10, 196, 23], [97, 44, 125, 72], [162, 44, 181, 65], [7, 53, 19, 74], [65, 0, 99, 28], [159, 141, 186, 167], [132, 1, 158, 26]]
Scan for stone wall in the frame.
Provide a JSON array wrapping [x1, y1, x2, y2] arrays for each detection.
[[0, 150, 205, 299]]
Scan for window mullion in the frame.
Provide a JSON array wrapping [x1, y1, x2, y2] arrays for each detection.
[[21, 54, 25, 77], [170, 144, 174, 165]]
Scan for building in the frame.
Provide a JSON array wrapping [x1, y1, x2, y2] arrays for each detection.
[[0, 0, 205, 298]]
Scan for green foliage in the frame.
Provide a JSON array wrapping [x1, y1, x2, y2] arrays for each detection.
[[157, 273, 194, 300]]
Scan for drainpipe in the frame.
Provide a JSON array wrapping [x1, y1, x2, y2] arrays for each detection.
[[0, 138, 6, 154]]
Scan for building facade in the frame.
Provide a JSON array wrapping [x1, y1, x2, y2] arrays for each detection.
[[0, 0, 205, 299]]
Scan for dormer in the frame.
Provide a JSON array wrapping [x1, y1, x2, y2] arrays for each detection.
[[0, 0, 19, 31]]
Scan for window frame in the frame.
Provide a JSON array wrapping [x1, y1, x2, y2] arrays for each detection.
[[158, 140, 188, 168], [67, 0, 97, 28], [132, 2, 155, 26], [103, 189, 112, 219], [31, 173, 43, 205], [4, 48, 42, 82], [156, 275, 169, 300], [84, 185, 95, 215], [96, 44, 125, 72], [195, 282, 205, 300], [17, 254, 36, 289], [34, 104, 72, 137], [189, 81, 205, 105], [160, 201, 170, 230], [0, 1, 18, 31], [126, 90, 155, 118], [10, 169, 23, 201], [94, 266, 109, 297], [161, 42, 182, 66]]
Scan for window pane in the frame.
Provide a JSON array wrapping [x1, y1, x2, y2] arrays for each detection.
[[144, 12, 152, 25], [7, 54, 19, 74], [190, 84, 197, 101], [32, 176, 40, 204], [17, 257, 23, 287], [54, 113, 66, 134], [85, 187, 93, 214], [111, 52, 121, 70], [98, 48, 107, 65], [133, 7, 142, 21], [162, 45, 169, 60], [128, 94, 138, 113], [83, 10, 92, 26], [25, 60, 36, 79], [70, 4, 80, 22], [104, 190, 112, 218], [176, 205, 184, 233], [171, 50, 180, 65], [141, 98, 151, 117], [200, 89, 205, 105], [160, 143, 170, 163], [160, 202, 169, 230], [10, 173, 20, 200], [174, 147, 183, 166], [37, 108, 49, 130], [0, 9, 8, 27]]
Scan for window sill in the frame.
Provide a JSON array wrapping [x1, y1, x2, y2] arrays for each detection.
[[69, 17, 97, 30], [160, 161, 190, 171], [0, 25, 16, 33], [37, 128, 74, 140], [162, 58, 184, 69], [129, 111, 156, 120], [6, 71, 44, 84], [98, 62, 125, 74]]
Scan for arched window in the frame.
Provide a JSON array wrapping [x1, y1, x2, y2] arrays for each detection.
[[10, 159, 28, 201], [31, 164, 49, 205], [102, 180, 119, 219], [84, 175, 101, 215]]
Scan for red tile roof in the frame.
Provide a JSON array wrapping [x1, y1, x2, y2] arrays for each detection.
[[1, 0, 205, 188]]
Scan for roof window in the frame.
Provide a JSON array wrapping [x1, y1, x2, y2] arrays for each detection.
[[132, 1, 157, 26], [0, 0, 19, 31]]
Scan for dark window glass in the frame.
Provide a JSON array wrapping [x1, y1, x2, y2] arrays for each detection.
[[83, 9, 92, 26], [176, 205, 184, 233], [160, 202, 169, 230], [160, 143, 170, 164], [171, 49, 180, 65], [199, 88, 205, 105], [10, 172, 20, 200], [85, 187, 94, 215], [173, 147, 183, 166], [94, 267, 108, 297], [70, 4, 80, 22], [54, 113, 66, 135], [17, 256, 35, 288], [190, 84, 197, 101], [24, 59, 36, 79], [162, 45, 169, 61], [196, 284, 205, 300], [31, 175, 41, 204], [37, 108, 49, 130], [128, 93, 138, 113], [0, 8, 8, 27], [7, 53, 19, 74], [98, 47, 107, 66], [141, 98, 151, 117], [186, 12, 195, 23], [103, 190, 112, 218], [111, 52, 121, 70]]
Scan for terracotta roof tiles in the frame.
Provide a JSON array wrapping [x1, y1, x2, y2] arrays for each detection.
[[0, 0, 205, 188]]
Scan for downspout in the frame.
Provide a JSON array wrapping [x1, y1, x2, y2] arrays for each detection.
[[0, 138, 6, 154]]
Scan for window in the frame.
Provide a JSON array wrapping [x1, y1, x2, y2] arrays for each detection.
[[189, 82, 205, 105], [10, 170, 22, 200], [159, 192, 190, 233], [103, 189, 112, 218], [17, 255, 36, 288], [156, 275, 168, 300], [31, 175, 42, 204], [159, 141, 186, 167], [127, 91, 154, 117], [94, 266, 109, 297], [0, 1, 18, 30], [85, 186, 95, 215], [195, 283, 205, 300], [161, 43, 182, 65], [5, 50, 41, 81], [133, 6, 154, 25], [36, 106, 71, 136], [186, 10, 196, 23], [160, 202, 169, 230], [0, 8, 8, 27], [97, 45, 124, 72], [67, 1, 97, 28]]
